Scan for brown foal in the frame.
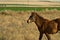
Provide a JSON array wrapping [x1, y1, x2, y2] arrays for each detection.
[[27, 12, 58, 40]]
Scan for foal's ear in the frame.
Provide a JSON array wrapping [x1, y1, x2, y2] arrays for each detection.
[[31, 12, 37, 15], [31, 12, 35, 14]]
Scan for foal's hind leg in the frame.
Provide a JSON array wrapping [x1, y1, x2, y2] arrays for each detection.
[[39, 32, 43, 40], [45, 33, 51, 40]]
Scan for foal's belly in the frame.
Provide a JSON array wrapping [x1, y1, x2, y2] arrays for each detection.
[[45, 28, 58, 34]]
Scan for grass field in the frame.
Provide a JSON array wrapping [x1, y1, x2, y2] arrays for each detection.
[[0, 7, 60, 40], [0, 7, 60, 11], [0, 9, 60, 40]]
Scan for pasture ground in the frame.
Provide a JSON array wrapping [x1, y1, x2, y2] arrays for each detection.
[[0, 8, 60, 40]]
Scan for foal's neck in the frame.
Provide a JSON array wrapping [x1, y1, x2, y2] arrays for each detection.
[[35, 14, 47, 28]]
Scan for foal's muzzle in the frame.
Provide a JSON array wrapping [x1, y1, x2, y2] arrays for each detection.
[[27, 19, 31, 24]]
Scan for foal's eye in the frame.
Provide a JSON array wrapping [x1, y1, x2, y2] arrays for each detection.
[[30, 16, 33, 18]]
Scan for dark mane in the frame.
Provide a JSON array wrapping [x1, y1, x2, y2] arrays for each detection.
[[36, 13, 44, 19], [36, 13, 49, 22]]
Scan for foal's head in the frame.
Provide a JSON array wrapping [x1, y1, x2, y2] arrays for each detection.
[[27, 12, 37, 23]]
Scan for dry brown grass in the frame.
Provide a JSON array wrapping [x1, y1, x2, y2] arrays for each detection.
[[0, 9, 60, 40]]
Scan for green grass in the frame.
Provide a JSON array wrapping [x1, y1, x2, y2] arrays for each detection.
[[0, 7, 60, 11]]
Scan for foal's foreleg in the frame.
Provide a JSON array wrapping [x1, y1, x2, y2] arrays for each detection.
[[45, 33, 51, 40], [39, 32, 43, 40]]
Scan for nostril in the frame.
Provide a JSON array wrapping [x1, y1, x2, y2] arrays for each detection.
[[27, 20, 31, 24], [27, 20, 29, 23]]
